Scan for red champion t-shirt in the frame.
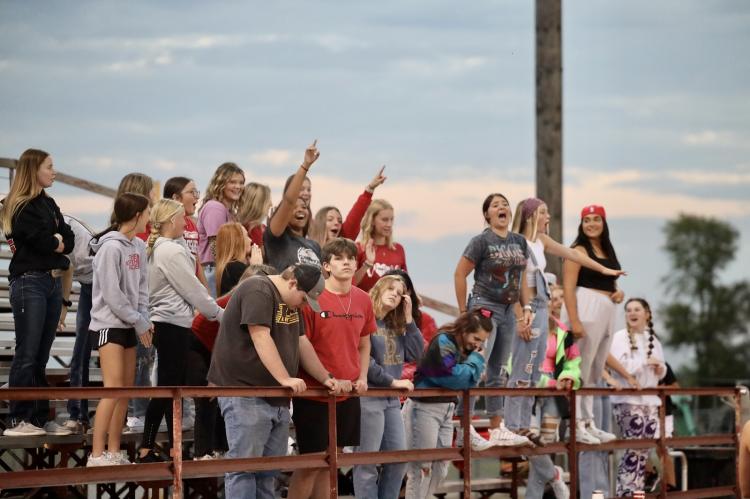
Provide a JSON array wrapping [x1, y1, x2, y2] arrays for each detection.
[[301, 286, 376, 397]]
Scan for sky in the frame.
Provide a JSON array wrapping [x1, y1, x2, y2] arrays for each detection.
[[1, 1, 748, 366]]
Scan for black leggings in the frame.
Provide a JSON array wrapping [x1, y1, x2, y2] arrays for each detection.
[[141, 321, 190, 451], [186, 335, 228, 457]]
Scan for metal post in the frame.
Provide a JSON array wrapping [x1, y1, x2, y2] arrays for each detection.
[[327, 395, 338, 499], [461, 389, 472, 497], [568, 387, 577, 499], [658, 390, 667, 499], [172, 389, 183, 499], [735, 387, 743, 498], [535, 0, 563, 279]]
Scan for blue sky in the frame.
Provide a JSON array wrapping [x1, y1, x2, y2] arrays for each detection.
[[1, 1, 748, 364]]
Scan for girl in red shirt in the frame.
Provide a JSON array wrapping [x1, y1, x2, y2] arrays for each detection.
[[355, 198, 408, 292]]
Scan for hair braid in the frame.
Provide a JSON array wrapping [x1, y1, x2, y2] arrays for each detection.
[[646, 319, 656, 359], [146, 222, 160, 257]]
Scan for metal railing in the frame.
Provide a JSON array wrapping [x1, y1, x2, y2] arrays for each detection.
[[1, 385, 741, 499]]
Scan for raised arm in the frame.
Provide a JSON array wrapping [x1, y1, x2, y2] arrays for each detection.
[[268, 141, 320, 237], [539, 233, 625, 277]]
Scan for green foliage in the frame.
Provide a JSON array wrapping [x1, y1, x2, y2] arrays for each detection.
[[660, 214, 750, 385]]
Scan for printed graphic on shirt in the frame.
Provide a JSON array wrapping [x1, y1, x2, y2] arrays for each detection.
[[373, 327, 402, 365], [183, 229, 199, 256], [319, 311, 365, 321], [487, 243, 525, 288], [275, 304, 300, 325], [369, 262, 401, 279], [297, 247, 321, 266], [126, 253, 141, 270], [7, 238, 16, 254]]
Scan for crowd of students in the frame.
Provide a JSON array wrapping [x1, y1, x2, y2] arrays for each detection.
[[1, 145, 675, 498]]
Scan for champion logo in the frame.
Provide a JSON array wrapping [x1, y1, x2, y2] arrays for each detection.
[[320, 311, 331, 318]]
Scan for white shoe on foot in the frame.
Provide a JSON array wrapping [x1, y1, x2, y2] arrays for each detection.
[[3, 421, 46, 437], [575, 422, 601, 445], [551, 465, 570, 499], [586, 422, 616, 443], [456, 425, 493, 451], [488, 423, 533, 447], [106, 451, 133, 465], [44, 421, 73, 436], [87, 453, 115, 467]]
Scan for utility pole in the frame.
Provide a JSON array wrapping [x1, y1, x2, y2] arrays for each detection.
[[535, 0, 563, 280]]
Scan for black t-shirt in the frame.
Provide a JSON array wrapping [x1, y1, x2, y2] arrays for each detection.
[[220, 261, 248, 295], [462, 229, 529, 304], [659, 363, 677, 416], [263, 227, 321, 273], [207, 275, 304, 406]]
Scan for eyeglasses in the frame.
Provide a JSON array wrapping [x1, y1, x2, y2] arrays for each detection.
[[182, 189, 200, 197]]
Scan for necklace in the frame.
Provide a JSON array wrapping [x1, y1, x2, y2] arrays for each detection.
[[335, 290, 352, 318]]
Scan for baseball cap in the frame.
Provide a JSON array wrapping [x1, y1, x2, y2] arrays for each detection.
[[293, 263, 325, 312]]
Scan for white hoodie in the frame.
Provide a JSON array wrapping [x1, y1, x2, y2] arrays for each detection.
[[148, 237, 223, 327], [610, 328, 666, 407], [89, 231, 150, 335]]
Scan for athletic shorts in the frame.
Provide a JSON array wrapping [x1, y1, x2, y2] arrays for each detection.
[[91, 328, 137, 349], [292, 397, 361, 454]]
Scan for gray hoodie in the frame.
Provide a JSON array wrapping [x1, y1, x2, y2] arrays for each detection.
[[63, 215, 94, 285], [148, 237, 223, 327], [89, 231, 150, 335]]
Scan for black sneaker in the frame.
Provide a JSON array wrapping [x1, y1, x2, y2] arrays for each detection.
[[136, 449, 167, 463]]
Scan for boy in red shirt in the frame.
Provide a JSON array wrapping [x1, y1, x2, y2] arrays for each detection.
[[289, 238, 376, 499]]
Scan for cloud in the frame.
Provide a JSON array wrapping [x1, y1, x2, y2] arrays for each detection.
[[681, 130, 747, 147], [666, 170, 750, 185], [153, 159, 177, 171], [309, 34, 369, 53], [248, 149, 293, 167], [393, 55, 489, 77]]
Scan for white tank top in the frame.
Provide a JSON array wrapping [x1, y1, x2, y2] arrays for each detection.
[[525, 238, 546, 288]]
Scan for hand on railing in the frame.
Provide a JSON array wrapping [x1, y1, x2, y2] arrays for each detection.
[[391, 379, 414, 392], [281, 377, 307, 394]]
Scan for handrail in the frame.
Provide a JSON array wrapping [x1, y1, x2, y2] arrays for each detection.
[[1, 385, 741, 498]]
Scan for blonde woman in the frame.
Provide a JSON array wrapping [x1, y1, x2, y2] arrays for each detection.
[[355, 198, 408, 292], [197, 162, 245, 296], [309, 166, 387, 247], [112, 173, 158, 242], [354, 274, 422, 499], [1, 148, 75, 437], [214, 222, 262, 296], [87, 193, 153, 465], [137, 199, 223, 463], [504, 198, 624, 441], [237, 181, 272, 249]]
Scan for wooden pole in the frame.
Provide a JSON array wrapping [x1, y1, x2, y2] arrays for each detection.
[[535, 0, 563, 280], [0, 158, 116, 198]]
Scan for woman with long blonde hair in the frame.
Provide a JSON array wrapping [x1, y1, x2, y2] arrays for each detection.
[[308, 166, 387, 248], [137, 199, 223, 463], [237, 182, 272, 248], [113, 173, 158, 242], [354, 198, 408, 292], [354, 274, 422, 498], [214, 222, 262, 296], [1, 148, 75, 437], [197, 162, 245, 296]]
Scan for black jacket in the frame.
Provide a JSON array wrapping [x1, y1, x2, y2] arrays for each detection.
[[6, 192, 74, 278]]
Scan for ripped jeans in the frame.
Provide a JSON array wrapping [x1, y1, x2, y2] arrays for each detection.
[[402, 398, 454, 499], [504, 294, 549, 431]]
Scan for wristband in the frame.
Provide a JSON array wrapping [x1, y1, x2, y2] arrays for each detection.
[[301, 164, 309, 172], [523, 304, 533, 312], [62, 299, 73, 308], [364, 261, 374, 268]]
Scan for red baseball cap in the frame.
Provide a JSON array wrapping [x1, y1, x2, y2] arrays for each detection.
[[580, 204, 606, 220]]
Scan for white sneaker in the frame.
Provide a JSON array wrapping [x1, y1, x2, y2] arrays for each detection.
[[126, 416, 144, 431], [575, 422, 601, 445], [3, 421, 46, 437], [212, 450, 225, 459], [586, 422, 616, 443], [44, 421, 73, 436], [551, 465, 570, 499], [456, 425, 493, 451], [87, 453, 115, 467], [182, 416, 194, 431], [194, 453, 215, 461], [63, 419, 84, 434], [106, 451, 133, 465], [488, 423, 533, 447]]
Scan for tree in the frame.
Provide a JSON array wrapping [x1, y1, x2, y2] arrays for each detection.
[[661, 214, 750, 385]]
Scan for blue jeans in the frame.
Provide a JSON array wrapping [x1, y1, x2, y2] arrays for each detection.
[[402, 398, 454, 499], [458, 295, 514, 418], [219, 396, 290, 499], [203, 263, 217, 299], [8, 272, 62, 426], [67, 282, 92, 422], [579, 382, 612, 498], [504, 294, 549, 430], [128, 341, 155, 418], [354, 396, 407, 499]]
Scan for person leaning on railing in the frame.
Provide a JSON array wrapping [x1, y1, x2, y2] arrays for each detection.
[[0, 148, 75, 438], [402, 309, 492, 499]]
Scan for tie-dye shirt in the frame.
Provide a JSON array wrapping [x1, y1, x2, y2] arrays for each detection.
[[413, 333, 485, 403]]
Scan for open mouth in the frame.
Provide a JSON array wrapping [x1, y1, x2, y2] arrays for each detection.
[[294, 212, 306, 221], [498, 212, 508, 221]]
